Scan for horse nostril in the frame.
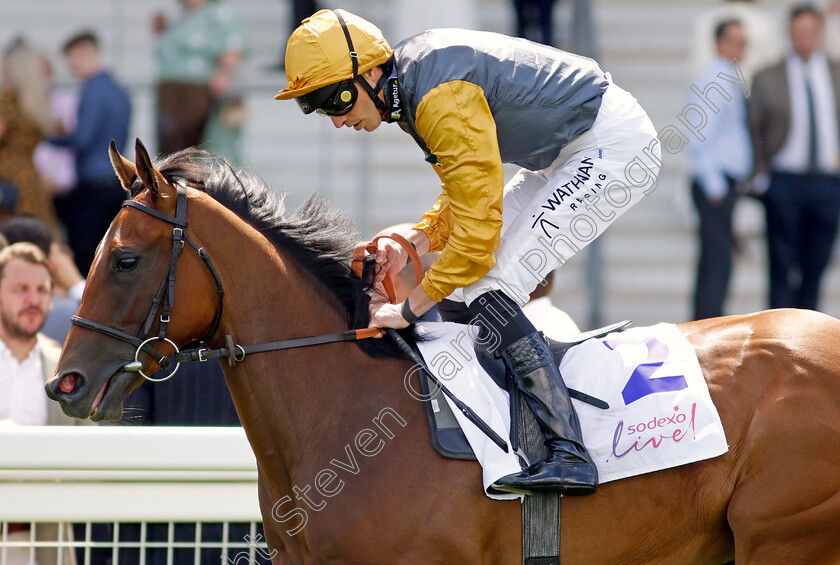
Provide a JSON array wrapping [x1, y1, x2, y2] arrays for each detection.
[[58, 373, 81, 395]]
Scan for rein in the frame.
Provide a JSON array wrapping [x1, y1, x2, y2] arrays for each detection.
[[351, 232, 423, 304], [72, 184, 509, 452], [70, 185, 413, 381]]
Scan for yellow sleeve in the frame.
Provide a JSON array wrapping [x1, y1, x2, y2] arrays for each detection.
[[412, 80, 505, 302], [413, 188, 453, 253]]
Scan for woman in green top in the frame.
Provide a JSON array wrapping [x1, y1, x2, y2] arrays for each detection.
[[152, 0, 248, 159]]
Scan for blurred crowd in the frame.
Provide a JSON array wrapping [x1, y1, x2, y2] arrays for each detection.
[[687, 0, 840, 320], [0, 0, 249, 282]]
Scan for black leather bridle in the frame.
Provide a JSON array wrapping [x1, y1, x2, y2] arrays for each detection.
[[70, 183, 381, 382], [68, 181, 511, 451], [70, 184, 225, 381]]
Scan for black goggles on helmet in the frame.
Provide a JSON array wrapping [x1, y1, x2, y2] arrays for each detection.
[[295, 79, 358, 116]]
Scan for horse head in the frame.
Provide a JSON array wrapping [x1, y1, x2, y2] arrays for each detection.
[[46, 139, 223, 421]]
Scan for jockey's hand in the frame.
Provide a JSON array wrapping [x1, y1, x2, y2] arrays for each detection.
[[367, 286, 437, 334], [368, 300, 408, 331], [354, 239, 409, 283]]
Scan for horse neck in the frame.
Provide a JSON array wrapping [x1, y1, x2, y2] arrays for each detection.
[[190, 198, 415, 493]]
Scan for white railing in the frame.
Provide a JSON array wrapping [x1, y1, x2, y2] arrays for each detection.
[[0, 426, 269, 565]]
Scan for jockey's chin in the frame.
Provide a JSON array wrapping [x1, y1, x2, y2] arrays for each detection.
[[356, 115, 383, 132]]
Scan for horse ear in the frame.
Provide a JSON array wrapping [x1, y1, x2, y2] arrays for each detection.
[[108, 139, 136, 192], [134, 138, 177, 215]]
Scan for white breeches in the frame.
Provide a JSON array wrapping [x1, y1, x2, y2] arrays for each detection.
[[451, 80, 662, 307]]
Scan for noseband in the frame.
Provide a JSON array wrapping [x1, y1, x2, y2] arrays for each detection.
[[70, 183, 381, 382], [71, 184, 225, 381], [67, 184, 508, 450]]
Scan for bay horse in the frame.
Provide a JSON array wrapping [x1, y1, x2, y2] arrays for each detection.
[[47, 140, 840, 564]]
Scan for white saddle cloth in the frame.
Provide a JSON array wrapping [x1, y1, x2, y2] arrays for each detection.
[[414, 322, 729, 501]]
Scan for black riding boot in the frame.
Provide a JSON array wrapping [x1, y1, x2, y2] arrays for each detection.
[[492, 332, 598, 496]]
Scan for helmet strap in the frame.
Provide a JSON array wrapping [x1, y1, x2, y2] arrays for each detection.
[[358, 60, 393, 120], [334, 10, 392, 120], [334, 10, 360, 78]]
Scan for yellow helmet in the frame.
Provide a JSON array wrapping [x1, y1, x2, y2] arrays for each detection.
[[275, 9, 393, 102]]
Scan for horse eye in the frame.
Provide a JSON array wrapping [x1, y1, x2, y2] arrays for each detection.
[[116, 257, 138, 272]]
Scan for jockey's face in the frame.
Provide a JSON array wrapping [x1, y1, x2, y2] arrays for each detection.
[[329, 68, 384, 132]]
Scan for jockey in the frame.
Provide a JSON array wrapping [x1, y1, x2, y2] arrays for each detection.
[[276, 9, 660, 496]]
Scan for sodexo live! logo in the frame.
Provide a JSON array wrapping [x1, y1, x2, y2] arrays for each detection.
[[608, 402, 697, 462], [600, 336, 696, 463]]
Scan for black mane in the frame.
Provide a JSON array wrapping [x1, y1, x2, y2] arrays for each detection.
[[132, 148, 411, 359]]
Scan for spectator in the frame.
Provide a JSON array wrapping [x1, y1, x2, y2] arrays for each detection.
[[49, 31, 131, 276], [1, 38, 52, 135], [512, 0, 559, 47], [0, 38, 58, 229], [747, 4, 840, 310], [270, 0, 319, 70], [202, 83, 248, 166], [0, 242, 85, 565], [0, 242, 79, 426], [0, 215, 85, 344], [0, 214, 52, 258], [688, 19, 752, 320], [33, 52, 79, 199], [691, 0, 782, 83], [153, 0, 248, 158]]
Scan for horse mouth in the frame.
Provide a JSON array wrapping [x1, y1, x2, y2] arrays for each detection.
[[89, 370, 142, 422], [53, 366, 141, 422], [89, 376, 113, 418]]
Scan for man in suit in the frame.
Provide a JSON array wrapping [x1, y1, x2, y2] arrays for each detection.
[[689, 19, 752, 320], [748, 4, 840, 310], [0, 241, 82, 565]]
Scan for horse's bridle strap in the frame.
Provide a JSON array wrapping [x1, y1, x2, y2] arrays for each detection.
[[71, 181, 379, 377], [174, 327, 382, 364], [122, 200, 188, 227], [70, 184, 224, 376], [70, 315, 169, 364]]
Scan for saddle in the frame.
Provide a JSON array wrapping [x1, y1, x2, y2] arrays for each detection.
[[420, 320, 630, 461]]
